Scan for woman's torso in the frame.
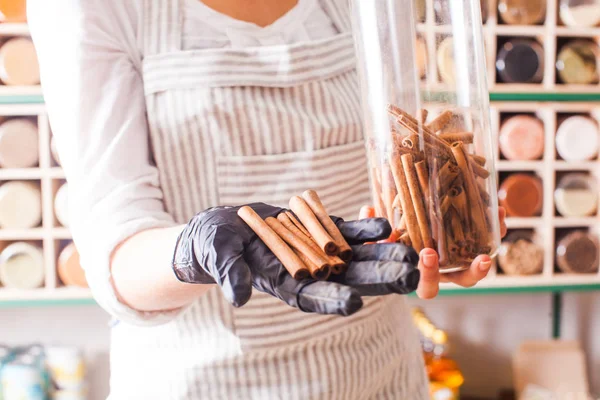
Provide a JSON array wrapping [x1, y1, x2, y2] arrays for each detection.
[[109, 1, 428, 398]]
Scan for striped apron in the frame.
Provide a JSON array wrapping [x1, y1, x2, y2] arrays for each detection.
[[108, 0, 429, 398]]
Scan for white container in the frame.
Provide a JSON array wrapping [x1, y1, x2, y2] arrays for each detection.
[[555, 173, 598, 217], [1, 362, 45, 400], [45, 346, 85, 391], [54, 183, 69, 228], [0, 38, 40, 86], [0, 181, 42, 229], [0, 242, 44, 289], [555, 116, 599, 161], [0, 119, 39, 168]]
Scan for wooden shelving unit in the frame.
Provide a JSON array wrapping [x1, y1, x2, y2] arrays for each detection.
[[2, 3, 600, 307], [419, 0, 600, 94], [0, 104, 93, 305], [439, 102, 600, 294]]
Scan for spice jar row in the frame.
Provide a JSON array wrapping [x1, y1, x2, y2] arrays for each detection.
[[417, 35, 600, 87], [416, 0, 600, 28], [499, 228, 599, 276]]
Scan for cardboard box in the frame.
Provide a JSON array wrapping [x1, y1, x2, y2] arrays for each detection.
[[513, 340, 589, 400]]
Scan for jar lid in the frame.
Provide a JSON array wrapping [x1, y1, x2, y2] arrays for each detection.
[[0, 242, 44, 289], [498, 0, 547, 25], [58, 243, 88, 288], [0, 38, 40, 86], [0, 119, 39, 168], [0, 181, 42, 229], [556, 116, 599, 161], [54, 183, 69, 228], [556, 231, 599, 273], [556, 40, 600, 85], [499, 115, 545, 160], [555, 173, 598, 217], [437, 37, 455, 84], [416, 37, 428, 79], [498, 174, 543, 217], [560, 0, 600, 28], [496, 39, 544, 83]]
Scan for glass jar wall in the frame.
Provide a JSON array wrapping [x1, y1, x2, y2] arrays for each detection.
[[351, 0, 501, 272]]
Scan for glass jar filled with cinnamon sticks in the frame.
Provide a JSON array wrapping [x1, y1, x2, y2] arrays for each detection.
[[351, 0, 501, 272]]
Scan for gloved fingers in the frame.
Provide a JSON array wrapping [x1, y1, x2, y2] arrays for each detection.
[[219, 256, 253, 307], [335, 218, 392, 244], [297, 281, 364, 316], [330, 260, 420, 296], [350, 243, 419, 265], [206, 225, 253, 307]]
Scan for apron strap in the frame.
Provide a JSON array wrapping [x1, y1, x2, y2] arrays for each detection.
[[142, 0, 183, 56], [319, 0, 352, 33]]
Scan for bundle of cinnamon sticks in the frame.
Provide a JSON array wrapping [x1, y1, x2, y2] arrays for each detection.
[[238, 190, 353, 281], [371, 104, 493, 268]]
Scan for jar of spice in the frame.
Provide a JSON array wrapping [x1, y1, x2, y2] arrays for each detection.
[[498, 230, 544, 275], [352, 0, 501, 273]]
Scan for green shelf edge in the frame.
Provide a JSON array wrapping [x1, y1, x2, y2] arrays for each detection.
[[410, 283, 600, 297], [2, 92, 600, 105], [490, 92, 600, 102], [0, 95, 44, 104], [0, 298, 97, 308]]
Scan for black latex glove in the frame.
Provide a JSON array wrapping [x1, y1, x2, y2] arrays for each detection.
[[172, 203, 420, 316]]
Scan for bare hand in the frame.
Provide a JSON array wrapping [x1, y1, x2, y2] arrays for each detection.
[[416, 207, 507, 299]]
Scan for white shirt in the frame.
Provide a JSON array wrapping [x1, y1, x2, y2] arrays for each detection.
[[28, 0, 337, 325]]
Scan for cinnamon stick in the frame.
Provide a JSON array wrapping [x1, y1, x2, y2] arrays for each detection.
[[238, 206, 309, 280], [392, 194, 401, 210], [438, 162, 460, 196], [431, 208, 449, 266], [399, 232, 412, 247], [477, 180, 491, 206], [289, 196, 339, 256], [450, 142, 489, 244], [418, 109, 428, 125], [396, 115, 453, 159], [293, 249, 331, 281], [389, 156, 424, 252], [388, 105, 454, 158], [447, 207, 466, 244], [401, 154, 434, 249], [285, 211, 310, 238], [277, 212, 346, 274], [426, 110, 453, 133], [430, 160, 449, 266], [448, 185, 470, 232], [438, 132, 474, 145], [470, 160, 491, 179], [302, 190, 353, 262], [370, 167, 387, 218], [265, 217, 331, 280], [401, 134, 419, 149], [382, 164, 398, 224], [446, 228, 460, 259], [470, 154, 487, 167], [415, 160, 430, 204], [440, 195, 452, 215]]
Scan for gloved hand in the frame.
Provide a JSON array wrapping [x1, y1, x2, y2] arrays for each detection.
[[172, 203, 420, 316]]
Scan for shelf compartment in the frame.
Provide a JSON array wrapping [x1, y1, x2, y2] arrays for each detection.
[[0, 23, 29, 36], [0, 228, 45, 240]]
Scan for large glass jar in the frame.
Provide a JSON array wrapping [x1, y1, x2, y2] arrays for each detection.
[[351, 0, 501, 273]]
